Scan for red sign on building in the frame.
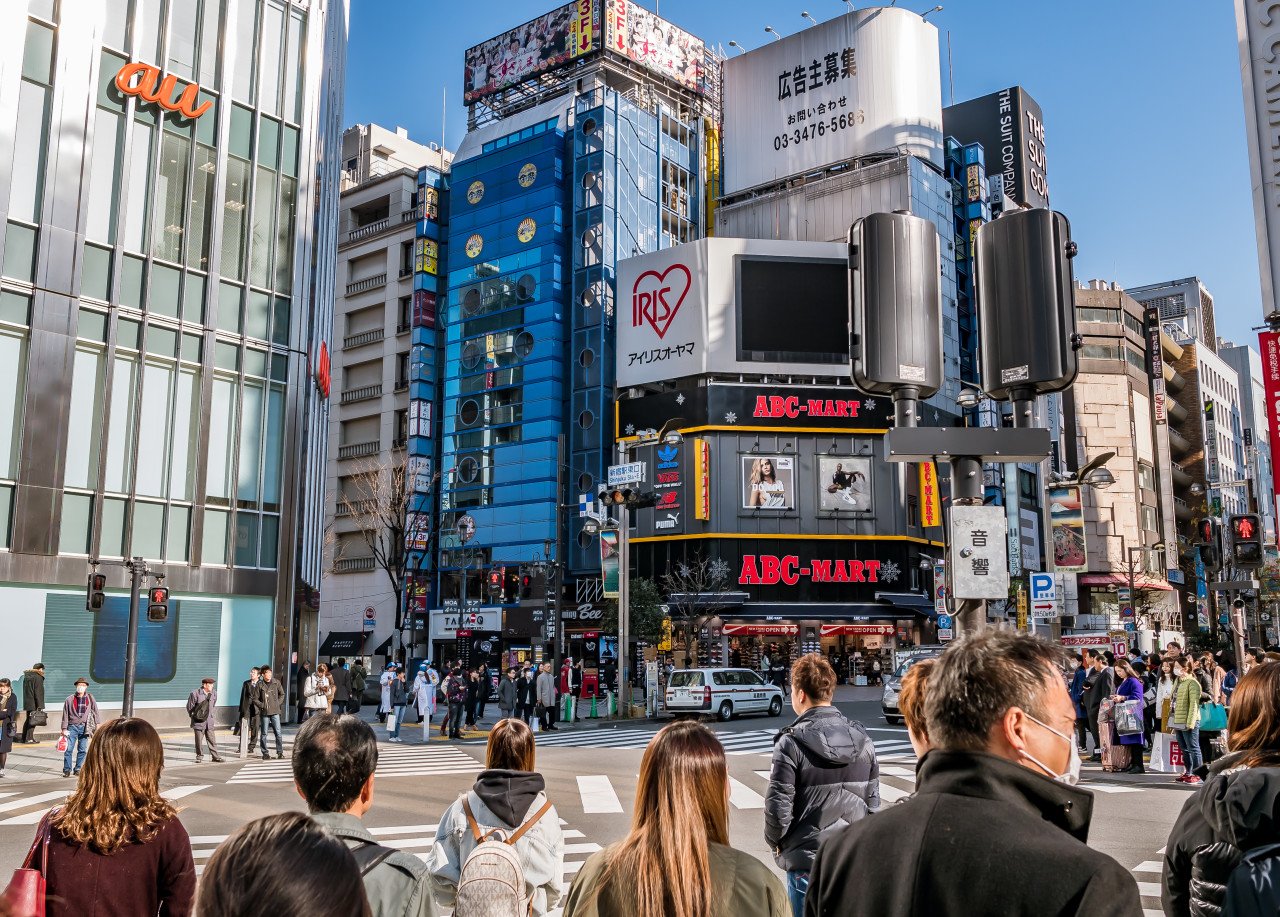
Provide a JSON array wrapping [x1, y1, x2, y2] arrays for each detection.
[[1260, 331, 1280, 499]]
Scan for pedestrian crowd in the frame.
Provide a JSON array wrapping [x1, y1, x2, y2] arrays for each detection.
[[6, 634, 1280, 916]]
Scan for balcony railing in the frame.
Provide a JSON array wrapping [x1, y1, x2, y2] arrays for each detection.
[[335, 556, 377, 573], [346, 218, 389, 242], [396, 322, 411, 335], [394, 378, 409, 392], [343, 328, 385, 349], [340, 383, 383, 404], [345, 273, 387, 296], [398, 267, 413, 280], [392, 436, 408, 449], [401, 206, 422, 224], [337, 440, 379, 460], [335, 499, 377, 517]]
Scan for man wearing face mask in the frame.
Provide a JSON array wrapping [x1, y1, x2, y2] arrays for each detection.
[[804, 629, 1142, 917]]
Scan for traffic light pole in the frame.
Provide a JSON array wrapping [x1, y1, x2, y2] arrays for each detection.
[[123, 557, 144, 718]]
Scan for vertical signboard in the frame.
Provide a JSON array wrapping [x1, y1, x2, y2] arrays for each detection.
[[1260, 331, 1280, 498], [1048, 485, 1087, 573], [693, 437, 711, 521], [942, 86, 1049, 209], [1148, 308, 1179, 579], [1204, 399, 1220, 483], [950, 505, 1010, 600], [919, 461, 942, 528], [600, 529, 620, 599], [1235, 1, 1280, 320], [649, 441, 684, 534]]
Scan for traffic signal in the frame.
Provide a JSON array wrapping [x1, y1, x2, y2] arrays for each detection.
[[1196, 517, 1222, 572], [487, 567, 504, 600], [598, 486, 662, 509], [1229, 513, 1264, 568], [147, 585, 169, 622], [519, 565, 534, 600], [86, 572, 106, 611]]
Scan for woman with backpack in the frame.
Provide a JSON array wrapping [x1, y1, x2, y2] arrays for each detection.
[[1162, 663, 1280, 917], [428, 717, 564, 915], [562, 720, 789, 917]]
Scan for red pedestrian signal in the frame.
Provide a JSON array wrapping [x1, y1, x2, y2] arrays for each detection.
[[1229, 513, 1264, 568], [147, 585, 169, 622], [86, 572, 107, 611]]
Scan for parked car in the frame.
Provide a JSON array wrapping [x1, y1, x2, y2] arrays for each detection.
[[664, 667, 785, 721], [881, 652, 942, 724]]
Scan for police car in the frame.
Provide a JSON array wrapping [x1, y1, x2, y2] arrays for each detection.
[[664, 668, 785, 721]]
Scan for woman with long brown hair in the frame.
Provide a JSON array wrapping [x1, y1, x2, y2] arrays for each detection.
[[1162, 662, 1280, 916], [31, 716, 195, 915], [563, 720, 788, 917]]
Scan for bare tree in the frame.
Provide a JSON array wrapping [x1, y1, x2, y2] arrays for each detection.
[[660, 553, 734, 655]]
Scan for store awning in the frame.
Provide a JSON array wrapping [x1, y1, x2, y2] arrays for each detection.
[[820, 624, 896, 637], [877, 592, 937, 620], [731, 603, 917, 621], [372, 635, 395, 656], [318, 631, 366, 656], [723, 623, 798, 636], [1078, 573, 1175, 592]]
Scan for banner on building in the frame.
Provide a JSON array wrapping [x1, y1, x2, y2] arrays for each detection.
[[600, 529, 620, 598], [693, 438, 711, 521], [741, 456, 796, 510], [1236, 1, 1280, 320], [603, 0, 703, 91], [463, 1, 599, 102], [1204, 399, 1220, 483], [817, 456, 872, 513], [918, 461, 941, 528], [1261, 331, 1280, 498], [1047, 485, 1087, 573]]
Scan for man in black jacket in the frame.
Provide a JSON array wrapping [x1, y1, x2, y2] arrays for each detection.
[[235, 667, 261, 753], [805, 630, 1142, 917], [20, 663, 44, 743], [330, 658, 352, 712], [766, 653, 879, 917], [253, 666, 287, 759], [1084, 651, 1116, 761]]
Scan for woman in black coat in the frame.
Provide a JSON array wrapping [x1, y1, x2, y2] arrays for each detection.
[[0, 677, 17, 776]]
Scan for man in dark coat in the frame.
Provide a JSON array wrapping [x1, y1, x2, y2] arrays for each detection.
[[516, 666, 535, 724], [805, 630, 1142, 917], [20, 663, 44, 743], [1084, 651, 1116, 761], [235, 666, 261, 752], [330, 657, 352, 712], [766, 653, 879, 917]]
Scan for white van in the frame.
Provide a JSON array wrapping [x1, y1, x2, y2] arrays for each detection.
[[664, 667, 786, 721]]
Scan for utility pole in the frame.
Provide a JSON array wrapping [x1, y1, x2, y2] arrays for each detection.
[[617, 439, 632, 714], [123, 558, 144, 718]]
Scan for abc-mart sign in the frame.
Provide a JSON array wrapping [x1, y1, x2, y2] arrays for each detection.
[[615, 237, 847, 388]]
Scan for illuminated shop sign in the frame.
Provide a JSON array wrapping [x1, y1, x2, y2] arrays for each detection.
[[739, 555, 883, 585], [115, 62, 212, 119]]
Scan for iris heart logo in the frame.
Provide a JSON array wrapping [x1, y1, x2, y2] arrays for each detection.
[[632, 263, 691, 339]]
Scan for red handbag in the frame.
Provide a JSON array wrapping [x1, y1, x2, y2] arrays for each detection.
[[2, 812, 51, 917]]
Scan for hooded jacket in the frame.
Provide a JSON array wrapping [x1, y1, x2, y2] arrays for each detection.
[[21, 668, 44, 712], [312, 811, 437, 917], [804, 751, 1142, 917], [428, 769, 564, 916], [764, 705, 880, 872], [1161, 752, 1280, 917]]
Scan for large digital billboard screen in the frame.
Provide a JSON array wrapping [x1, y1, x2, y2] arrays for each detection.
[[737, 256, 848, 365], [463, 1, 599, 103]]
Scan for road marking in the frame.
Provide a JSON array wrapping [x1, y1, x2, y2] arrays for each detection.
[[163, 785, 210, 801], [0, 790, 67, 814], [564, 842, 604, 855], [878, 784, 912, 804], [879, 765, 917, 779], [865, 727, 909, 734], [577, 775, 623, 814], [728, 777, 765, 810], [1136, 882, 1161, 898], [1080, 783, 1142, 794], [1133, 860, 1162, 873], [1, 785, 210, 826]]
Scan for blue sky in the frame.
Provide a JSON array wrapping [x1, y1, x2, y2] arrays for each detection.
[[346, 0, 1263, 347]]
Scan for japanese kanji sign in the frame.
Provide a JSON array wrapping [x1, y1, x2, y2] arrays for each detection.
[[950, 505, 1010, 600]]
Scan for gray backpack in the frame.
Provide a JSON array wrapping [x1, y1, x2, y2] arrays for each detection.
[[455, 795, 552, 917]]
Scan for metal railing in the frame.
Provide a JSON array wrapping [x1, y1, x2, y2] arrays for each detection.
[[335, 556, 377, 573], [398, 267, 413, 280], [401, 206, 422, 224], [396, 322, 411, 335], [335, 499, 377, 517], [340, 383, 383, 404], [343, 328, 385, 349], [346, 218, 389, 242], [345, 273, 387, 296], [337, 440, 379, 460]]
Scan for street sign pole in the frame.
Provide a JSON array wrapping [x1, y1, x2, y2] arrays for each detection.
[[122, 558, 143, 718]]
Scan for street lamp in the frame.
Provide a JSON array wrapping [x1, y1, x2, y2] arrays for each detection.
[[727, 40, 747, 54], [764, 26, 782, 41], [801, 11, 819, 26], [922, 5, 944, 20]]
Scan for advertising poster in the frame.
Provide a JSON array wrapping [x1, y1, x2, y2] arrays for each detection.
[[1261, 331, 1280, 497], [463, 1, 598, 102], [1048, 485, 1087, 572], [600, 529, 620, 598], [817, 456, 872, 512], [603, 0, 703, 90], [650, 441, 684, 534], [918, 461, 941, 527], [741, 456, 796, 510]]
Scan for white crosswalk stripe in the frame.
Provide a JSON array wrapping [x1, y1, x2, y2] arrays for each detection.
[[528, 726, 914, 759], [229, 742, 481, 784], [0, 784, 210, 826], [576, 775, 623, 813], [727, 777, 765, 810]]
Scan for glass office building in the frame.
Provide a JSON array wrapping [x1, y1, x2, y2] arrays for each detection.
[[0, 0, 347, 724]]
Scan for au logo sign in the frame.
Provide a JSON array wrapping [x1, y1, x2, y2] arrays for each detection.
[[114, 62, 213, 119]]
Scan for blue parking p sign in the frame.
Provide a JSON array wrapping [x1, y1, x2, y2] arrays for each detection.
[[1030, 573, 1055, 601]]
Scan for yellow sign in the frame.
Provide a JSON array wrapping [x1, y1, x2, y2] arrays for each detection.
[[518, 163, 538, 187], [694, 438, 711, 521], [464, 233, 483, 259], [414, 238, 438, 275], [918, 461, 942, 528], [659, 617, 673, 652], [466, 180, 484, 205], [517, 217, 537, 243], [1017, 588, 1028, 631]]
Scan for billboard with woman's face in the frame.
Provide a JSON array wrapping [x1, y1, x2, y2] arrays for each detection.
[[741, 456, 795, 510], [817, 457, 872, 512]]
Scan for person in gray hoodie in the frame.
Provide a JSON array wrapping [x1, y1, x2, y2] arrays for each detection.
[[497, 666, 519, 719], [765, 653, 879, 917], [429, 717, 564, 915]]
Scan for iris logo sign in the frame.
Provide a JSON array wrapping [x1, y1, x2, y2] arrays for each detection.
[[631, 263, 690, 339]]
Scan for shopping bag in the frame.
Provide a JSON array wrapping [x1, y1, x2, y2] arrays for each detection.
[[1200, 702, 1228, 732], [55, 735, 67, 753], [1114, 700, 1143, 736], [2, 812, 50, 917], [1149, 733, 1173, 773]]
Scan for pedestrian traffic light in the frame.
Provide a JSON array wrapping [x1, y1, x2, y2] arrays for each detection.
[[1229, 513, 1264, 568], [598, 486, 662, 509], [86, 572, 106, 611], [1196, 517, 1222, 572], [520, 565, 534, 600], [487, 567, 504, 600], [147, 585, 169, 622]]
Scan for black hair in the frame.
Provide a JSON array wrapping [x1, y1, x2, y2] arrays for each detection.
[[337, 657, 346, 666], [292, 713, 379, 813], [198, 812, 370, 917]]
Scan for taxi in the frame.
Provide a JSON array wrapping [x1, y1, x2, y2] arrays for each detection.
[[664, 667, 785, 721]]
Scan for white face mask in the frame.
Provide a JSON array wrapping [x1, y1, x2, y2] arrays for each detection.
[[1020, 713, 1081, 786], [1174, 667, 1184, 678], [75, 686, 87, 695]]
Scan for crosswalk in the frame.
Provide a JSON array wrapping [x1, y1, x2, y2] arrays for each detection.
[[0, 783, 210, 826], [229, 740, 483, 784], [526, 725, 916, 760], [1133, 848, 1165, 917]]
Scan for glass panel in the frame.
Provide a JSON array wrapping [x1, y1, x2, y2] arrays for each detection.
[[187, 145, 216, 271], [99, 50, 128, 110], [0, 485, 11, 549], [134, 0, 161, 61], [217, 282, 242, 333], [22, 21, 54, 85], [117, 317, 141, 350], [2, 224, 36, 283], [215, 341, 239, 371], [103, 0, 130, 49], [150, 263, 181, 318], [275, 177, 296, 293], [170, 366, 200, 499], [82, 244, 113, 301], [271, 296, 290, 346], [87, 108, 123, 244], [234, 512, 258, 566], [59, 493, 93, 555], [220, 157, 250, 279], [284, 9, 305, 123], [119, 255, 145, 310], [257, 2, 284, 115], [195, 90, 218, 146], [77, 308, 107, 342], [260, 514, 278, 568], [198, 0, 222, 85], [100, 497, 127, 556], [167, 504, 191, 561], [123, 118, 155, 252], [257, 116, 279, 168], [243, 347, 267, 377], [246, 290, 270, 340], [169, 0, 200, 79], [270, 354, 287, 382], [206, 376, 237, 499], [103, 353, 138, 492], [152, 131, 190, 263], [183, 272, 206, 323], [181, 332, 202, 362], [133, 501, 164, 559], [10, 81, 50, 223], [64, 346, 104, 489], [229, 104, 253, 159], [0, 328, 27, 478], [250, 167, 276, 288], [202, 506, 228, 564], [263, 385, 284, 508], [281, 126, 299, 177], [147, 324, 177, 357], [0, 292, 28, 326], [231, 0, 258, 104], [237, 380, 263, 503]]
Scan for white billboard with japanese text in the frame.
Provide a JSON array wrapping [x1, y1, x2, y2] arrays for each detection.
[[721, 8, 943, 196]]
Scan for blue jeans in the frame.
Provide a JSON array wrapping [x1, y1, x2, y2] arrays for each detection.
[[786, 870, 809, 917], [64, 723, 88, 772], [389, 705, 405, 738], [259, 714, 283, 756], [1175, 726, 1203, 774]]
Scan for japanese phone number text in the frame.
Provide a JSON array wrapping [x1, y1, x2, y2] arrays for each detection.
[[773, 111, 866, 150]]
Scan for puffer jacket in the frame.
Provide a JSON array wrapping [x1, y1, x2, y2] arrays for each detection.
[[763, 704, 880, 872], [1162, 751, 1280, 917]]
